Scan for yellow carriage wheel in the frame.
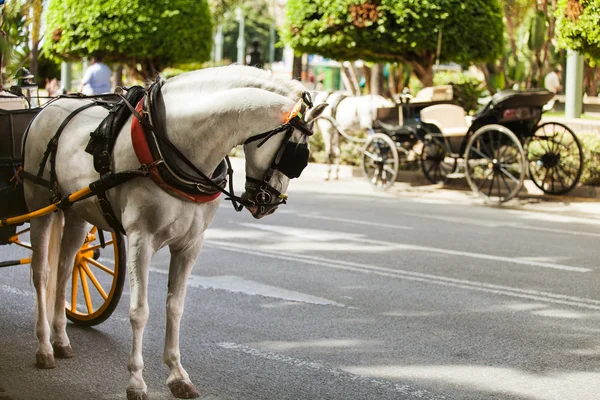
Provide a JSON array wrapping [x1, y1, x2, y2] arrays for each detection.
[[66, 226, 126, 326]]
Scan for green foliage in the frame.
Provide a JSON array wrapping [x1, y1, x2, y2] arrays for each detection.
[[434, 71, 485, 114], [527, 10, 547, 52], [1, 1, 31, 84], [283, 0, 504, 65], [578, 132, 600, 186], [44, 0, 213, 78], [556, 0, 600, 60]]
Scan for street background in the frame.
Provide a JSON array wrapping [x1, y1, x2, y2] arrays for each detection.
[[2, 163, 600, 400]]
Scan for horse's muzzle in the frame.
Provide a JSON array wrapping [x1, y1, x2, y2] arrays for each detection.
[[241, 188, 281, 219], [245, 204, 279, 219]]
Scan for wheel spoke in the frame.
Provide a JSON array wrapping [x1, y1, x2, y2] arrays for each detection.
[[85, 241, 115, 252], [500, 167, 521, 184], [71, 265, 80, 313], [84, 256, 115, 276], [80, 261, 108, 300], [470, 146, 493, 161], [364, 150, 380, 162], [487, 171, 496, 197], [79, 267, 94, 314], [500, 171, 512, 193]]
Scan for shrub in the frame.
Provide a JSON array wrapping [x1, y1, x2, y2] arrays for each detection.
[[434, 71, 486, 114], [577, 132, 600, 186]]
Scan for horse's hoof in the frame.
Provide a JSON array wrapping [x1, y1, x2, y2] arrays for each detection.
[[53, 344, 75, 359], [36, 353, 56, 369], [169, 380, 200, 399], [126, 389, 148, 400]]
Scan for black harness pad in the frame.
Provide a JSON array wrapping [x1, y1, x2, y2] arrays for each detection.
[[85, 86, 146, 175]]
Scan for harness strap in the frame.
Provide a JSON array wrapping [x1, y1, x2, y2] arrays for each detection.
[[118, 89, 251, 208], [36, 102, 106, 201]]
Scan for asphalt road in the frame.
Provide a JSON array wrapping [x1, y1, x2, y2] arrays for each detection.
[[2, 176, 600, 400]]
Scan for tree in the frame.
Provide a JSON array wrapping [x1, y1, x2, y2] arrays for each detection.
[[44, 0, 213, 80], [556, 0, 600, 60], [282, 0, 504, 86]]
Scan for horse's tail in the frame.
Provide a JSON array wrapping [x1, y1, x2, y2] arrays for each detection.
[[46, 210, 64, 327]]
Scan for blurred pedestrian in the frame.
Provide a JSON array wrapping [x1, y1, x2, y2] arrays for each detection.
[[544, 66, 562, 94], [246, 39, 263, 68], [78, 54, 111, 95]]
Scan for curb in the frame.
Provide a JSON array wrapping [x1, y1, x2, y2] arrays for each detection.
[[345, 164, 600, 201]]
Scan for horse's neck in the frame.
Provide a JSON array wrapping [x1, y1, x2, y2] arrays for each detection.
[[159, 87, 289, 175]]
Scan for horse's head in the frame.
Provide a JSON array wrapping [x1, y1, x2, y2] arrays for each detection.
[[242, 93, 327, 219]]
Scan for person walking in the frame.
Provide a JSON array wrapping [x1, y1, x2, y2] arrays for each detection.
[[78, 54, 112, 95], [544, 67, 563, 94]]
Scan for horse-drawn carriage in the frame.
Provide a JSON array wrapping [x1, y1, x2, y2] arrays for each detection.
[[363, 89, 584, 204], [0, 91, 126, 326]]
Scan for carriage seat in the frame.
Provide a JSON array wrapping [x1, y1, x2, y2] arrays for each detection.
[[0, 91, 27, 110], [411, 85, 453, 103], [420, 104, 469, 137]]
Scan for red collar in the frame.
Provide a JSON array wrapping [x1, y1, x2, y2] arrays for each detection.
[[130, 98, 221, 203]]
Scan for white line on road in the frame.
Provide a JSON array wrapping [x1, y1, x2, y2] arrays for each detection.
[[217, 342, 446, 400], [149, 267, 345, 307], [302, 213, 414, 230], [240, 223, 591, 273], [206, 241, 600, 310], [397, 211, 600, 238]]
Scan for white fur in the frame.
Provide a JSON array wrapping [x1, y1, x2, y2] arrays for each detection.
[[314, 92, 394, 180], [22, 66, 311, 398]]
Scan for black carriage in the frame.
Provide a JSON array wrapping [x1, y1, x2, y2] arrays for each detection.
[[363, 89, 584, 204], [0, 91, 126, 326]]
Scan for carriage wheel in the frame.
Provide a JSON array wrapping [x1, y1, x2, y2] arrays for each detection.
[[362, 133, 399, 190], [464, 124, 526, 204], [420, 138, 457, 184], [66, 226, 126, 326], [526, 122, 583, 195]]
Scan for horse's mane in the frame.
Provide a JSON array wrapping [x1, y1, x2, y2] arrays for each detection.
[[163, 65, 305, 102]]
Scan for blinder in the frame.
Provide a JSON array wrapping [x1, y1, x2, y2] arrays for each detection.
[[241, 92, 315, 216]]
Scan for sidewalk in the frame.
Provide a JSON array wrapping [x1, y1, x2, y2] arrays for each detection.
[[230, 157, 600, 219]]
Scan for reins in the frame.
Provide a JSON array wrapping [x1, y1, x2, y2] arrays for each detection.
[[118, 80, 314, 212]]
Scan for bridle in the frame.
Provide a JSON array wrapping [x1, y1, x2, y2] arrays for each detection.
[[121, 80, 315, 214], [242, 91, 314, 215]]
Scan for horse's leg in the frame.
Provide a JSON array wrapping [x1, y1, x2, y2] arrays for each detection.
[[52, 211, 88, 358], [332, 129, 341, 180], [321, 124, 333, 181], [164, 238, 204, 399], [30, 214, 56, 369], [126, 232, 154, 400]]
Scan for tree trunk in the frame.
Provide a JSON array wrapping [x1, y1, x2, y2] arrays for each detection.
[[410, 61, 434, 87], [584, 63, 600, 97], [114, 64, 124, 88], [360, 65, 372, 94], [388, 64, 398, 100], [370, 63, 385, 96], [29, 0, 43, 79], [479, 63, 496, 94], [346, 62, 362, 95], [292, 54, 303, 81]]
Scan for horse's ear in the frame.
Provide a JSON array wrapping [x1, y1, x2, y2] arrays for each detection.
[[306, 103, 328, 124]]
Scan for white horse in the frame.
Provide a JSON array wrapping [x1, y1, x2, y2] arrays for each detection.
[[313, 92, 394, 180], [22, 66, 326, 400]]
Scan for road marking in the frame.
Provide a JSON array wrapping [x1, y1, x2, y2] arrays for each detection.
[[149, 267, 345, 307], [206, 241, 600, 310], [396, 211, 600, 238], [302, 213, 413, 230], [240, 223, 591, 273], [217, 342, 446, 399]]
